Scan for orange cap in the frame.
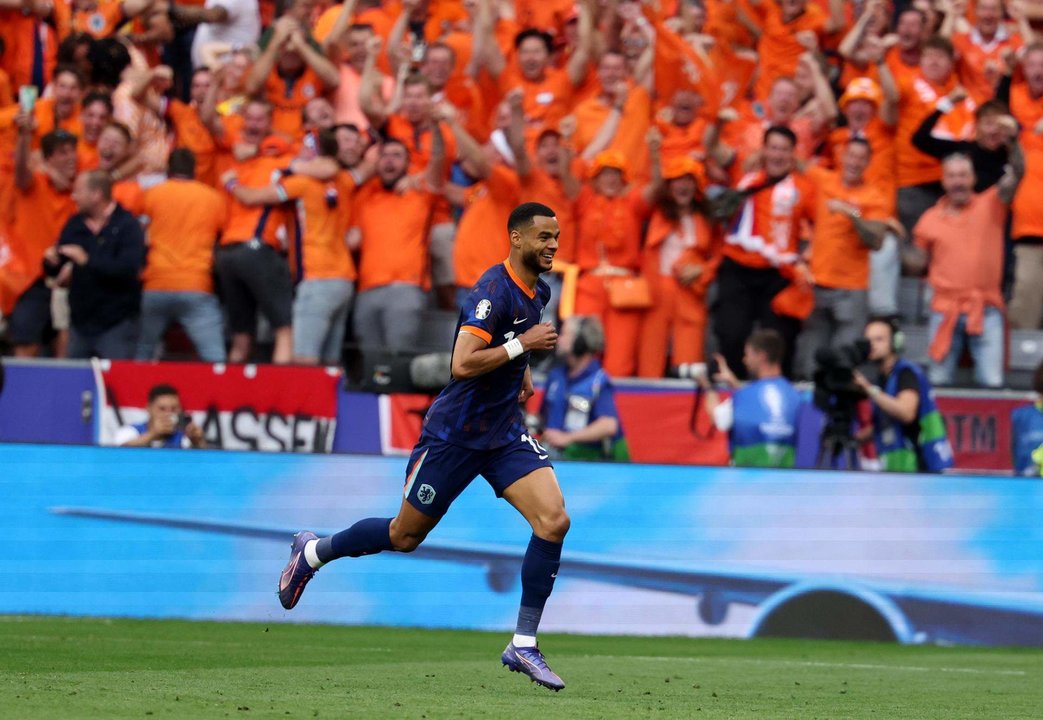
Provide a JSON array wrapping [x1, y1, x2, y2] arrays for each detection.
[[839, 77, 883, 109], [662, 156, 702, 182], [591, 150, 629, 179]]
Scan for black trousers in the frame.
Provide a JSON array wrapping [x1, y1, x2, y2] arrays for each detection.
[[711, 257, 802, 379]]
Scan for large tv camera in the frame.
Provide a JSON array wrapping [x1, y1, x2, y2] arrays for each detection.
[[812, 339, 871, 469]]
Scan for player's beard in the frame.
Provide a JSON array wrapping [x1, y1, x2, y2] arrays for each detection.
[[521, 247, 548, 276]]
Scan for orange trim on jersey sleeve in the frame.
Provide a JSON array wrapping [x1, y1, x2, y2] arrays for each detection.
[[503, 259, 536, 299], [460, 325, 492, 343]]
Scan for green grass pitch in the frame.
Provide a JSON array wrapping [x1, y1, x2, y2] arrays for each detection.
[[2, 616, 1040, 719]]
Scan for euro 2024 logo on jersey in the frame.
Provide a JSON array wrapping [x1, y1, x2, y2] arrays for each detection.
[[475, 299, 492, 320]]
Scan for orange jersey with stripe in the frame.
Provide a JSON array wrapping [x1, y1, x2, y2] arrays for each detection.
[[221, 153, 293, 248], [278, 172, 358, 281], [722, 170, 814, 270], [141, 178, 226, 293]]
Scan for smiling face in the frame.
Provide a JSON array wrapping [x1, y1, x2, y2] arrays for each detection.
[[763, 132, 796, 178], [512, 213, 560, 275], [53, 70, 84, 119], [96, 125, 130, 171], [80, 99, 111, 144], [942, 155, 976, 207], [517, 36, 549, 80]]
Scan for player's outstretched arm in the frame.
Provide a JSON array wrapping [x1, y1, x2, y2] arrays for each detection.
[[451, 323, 557, 380]]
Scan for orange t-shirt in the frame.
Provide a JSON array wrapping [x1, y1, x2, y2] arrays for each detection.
[[77, 140, 100, 171], [32, 98, 83, 148], [643, 208, 720, 296], [384, 115, 458, 177], [519, 166, 577, 265], [278, 172, 358, 282], [914, 186, 1006, 296], [113, 179, 144, 216], [722, 170, 815, 270], [572, 85, 653, 179], [0, 8, 69, 91], [754, 1, 829, 101], [453, 165, 521, 288], [265, 67, 326, 140], [167, 99, 217, 186], [72, 3, 125, 39], [0, 68, 12, 109], [141, 178, 226, 293], [496, 66, 574, 143], [12, 171, 77, 284], [657, 114, 709, 164], [221, 152, 293, 249], [806, 166, 891, 290], [895, 73, 974, 188], [334, 64, 394, 132], [1009, 84, 1043, 239], [827, 118, 897, 213], [514, 0, 574, 33], [953, 29, 1024, 104], [350, 180, 437, 292], [723, 114, 820, 174], [574, 185, 650, 272]]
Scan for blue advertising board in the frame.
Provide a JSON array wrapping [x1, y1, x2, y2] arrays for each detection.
[[3, 443, 1042, 646]]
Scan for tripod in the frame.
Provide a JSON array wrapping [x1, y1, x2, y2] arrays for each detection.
[[816, 414, 862, 470]]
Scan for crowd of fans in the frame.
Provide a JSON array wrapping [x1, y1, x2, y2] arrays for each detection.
[[1, 0, 1042, 386]]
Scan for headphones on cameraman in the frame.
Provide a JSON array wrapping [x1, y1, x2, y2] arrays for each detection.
[[571, 316, 605, 357], [883, 317, 905, 354]]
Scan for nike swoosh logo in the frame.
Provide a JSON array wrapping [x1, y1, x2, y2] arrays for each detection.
[[538, 454, 549, 460], [513, 317, 527, 324]]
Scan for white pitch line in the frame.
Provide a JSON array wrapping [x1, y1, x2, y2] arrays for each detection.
[[579, 654, 1028, 677]]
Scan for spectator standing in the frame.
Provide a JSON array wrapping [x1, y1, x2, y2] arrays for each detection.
[[182, 0, 262, 71], [77, 91, 114, 170], [7, 125, 78, 358], [948, 0, 1033, 104], [45, 170, 146, 359], [227, 130, 366, 365], [137, 149, 227, 362], [796, 138, 893, 379], [637, 156, 720, 378], [910, 150, 1024, 388], [698, 329, 802, 468], [540, 315, 629, 462], [853, 317, 954, 473]]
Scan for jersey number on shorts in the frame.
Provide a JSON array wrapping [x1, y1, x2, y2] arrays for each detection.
[[521, 433, 549, 459]]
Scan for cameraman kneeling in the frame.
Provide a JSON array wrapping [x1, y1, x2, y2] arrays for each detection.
[[852, 318, 953, 473], [698, 329, 801, 468]]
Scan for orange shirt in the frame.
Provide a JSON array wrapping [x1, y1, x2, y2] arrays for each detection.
[[519, 166, 577, 265], [643, 208, 720, 296], [12, 171, 77, 284], [953, 29, 1024, 104], [722, 170, 814, 270], [572, 85, 653, 179], [333, 64, 394, 132], [754, 1, 829, 101], [724, 114, 819, 174], [384, 115, 458, 176], [0, 7, 69, 91], [278, 172, 358, 282], [77, 140, 100, 170], [895, 73, 974, 188], [0, 68, 12, 109], [453, 165, 520, 288], [806, 166, 891, 290], [827, 118, 897, 213], [1009, 83, 1043, 154], [221, 152, 293, 248], [496, 66, 574, 143], [649, 16, 721, 118], [885, 47, 922, 88], [167, 99, 217, 186], [141, 178, 226, 293], [1009, 84, 1043, 239], [113, 180, 144, 216], [265, 67, 326, 140], [32, 98, 83, 148], [657, 115, 709, 164], [574, 185, 649, 272], [72, 3, 125, 38], [514, 0, 574, 33], [350, 181, 436, 291]]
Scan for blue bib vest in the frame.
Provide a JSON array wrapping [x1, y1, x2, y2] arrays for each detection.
[[730, 377, 801, 468], [132, 422, 187, 449], [872, 359, 953, 473], [1011, 402, 1043, 477]]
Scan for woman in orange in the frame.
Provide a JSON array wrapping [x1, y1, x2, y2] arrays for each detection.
[[637, 157, 720, 378], [573, 139, 660, 378]]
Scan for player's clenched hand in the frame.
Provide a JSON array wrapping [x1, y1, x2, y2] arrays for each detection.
[[519, 322, 558, 352]]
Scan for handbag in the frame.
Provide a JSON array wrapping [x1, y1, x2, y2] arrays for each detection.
[[605, 275, 653, 310]]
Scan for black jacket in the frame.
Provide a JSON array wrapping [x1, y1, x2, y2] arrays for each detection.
[[911, 109, 1009, 192], [50, 203, 146, 334]]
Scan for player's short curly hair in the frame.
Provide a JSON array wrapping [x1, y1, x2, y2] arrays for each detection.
[[507, 202, 556, 234]]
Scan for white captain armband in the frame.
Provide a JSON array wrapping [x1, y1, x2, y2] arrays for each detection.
[[503, 338, 524, 360]]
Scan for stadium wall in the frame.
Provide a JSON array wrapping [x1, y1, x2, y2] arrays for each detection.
[[0, 358, 1033, 472], [4, 443, 1042, 647]]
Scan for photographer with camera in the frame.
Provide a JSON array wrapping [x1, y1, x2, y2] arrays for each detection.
[[113, 384, 206, 449], [538, 316, 629, 462], [852, 318, 953, 473], [696, 329, 802, 468]]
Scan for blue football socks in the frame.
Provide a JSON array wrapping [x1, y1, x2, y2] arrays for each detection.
[[317, 518, 394, 562], [516, 534, 563, 638]]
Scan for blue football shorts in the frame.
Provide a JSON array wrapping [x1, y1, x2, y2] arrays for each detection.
[[402, 430, 554, 518]]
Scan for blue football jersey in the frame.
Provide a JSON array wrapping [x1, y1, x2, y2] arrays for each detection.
[[423, 261, 552, 449]]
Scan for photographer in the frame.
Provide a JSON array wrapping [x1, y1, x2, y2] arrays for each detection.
[[697, 329, 801, 468], [539, 316, 629, 462], [852, 318, 953, 473], [114, 384, 206, 449]]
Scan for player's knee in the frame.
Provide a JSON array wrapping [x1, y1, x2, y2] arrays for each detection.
[[388, 527, 426, 553], [537, 508, 570, 543]]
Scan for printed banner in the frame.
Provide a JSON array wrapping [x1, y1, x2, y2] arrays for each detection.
[[97, 360, 342, 452], [936, 395, 1023, 472]]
